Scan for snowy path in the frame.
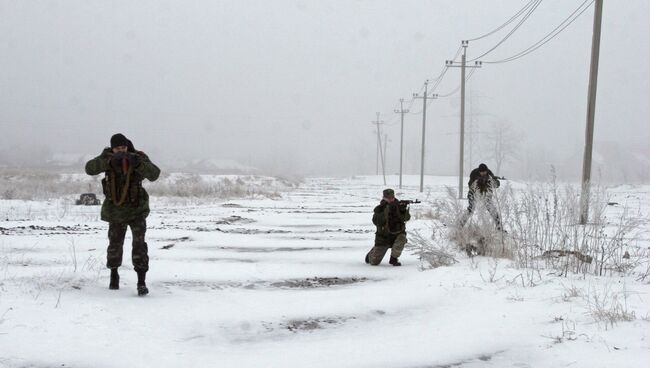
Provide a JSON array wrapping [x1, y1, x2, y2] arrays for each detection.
[[1, 176, 649, 368]]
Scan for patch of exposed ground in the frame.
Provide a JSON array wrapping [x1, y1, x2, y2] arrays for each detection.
[[157, 277, 370, 291]]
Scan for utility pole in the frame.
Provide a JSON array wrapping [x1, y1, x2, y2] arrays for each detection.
[[375, 138, 379, 175], [383, 133, 388, 181], [395, 98, 409, 189], [413, 81, 438, 193], [372, 112, 386, 185], [447, 41, 482, 199], [469, 90, 475, 167], [580, 0, 604, 225]]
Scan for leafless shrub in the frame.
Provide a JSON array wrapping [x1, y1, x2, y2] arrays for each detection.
[[433, 172, 647, 278], [407, 229, 458, 270], [542, 318, 578, 344], [561, 283, 583, 302], [30, 270, 95, 300], [479, 257, 504, 283], [585, 282, 636, 329], [433, 186, 515, 260], [637, 260, 650, 283], [508, 267, 543, 288]]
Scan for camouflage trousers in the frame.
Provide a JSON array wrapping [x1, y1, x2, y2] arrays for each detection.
[[107, 217, 149, 272], [367, 233, 407, 265], [461, 190, 502, 230]]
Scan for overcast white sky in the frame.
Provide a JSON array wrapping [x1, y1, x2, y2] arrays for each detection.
[[1, 0, 648, 178]]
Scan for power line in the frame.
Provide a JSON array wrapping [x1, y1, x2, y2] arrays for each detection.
[[484, 0, 594, 64], [451, 45, 464, 62], [438, 68, 477, 98], [428, 67, 449, 94], [468, 0, 544, 62], [404, 81, 427, 111], [379, 100, 402, 122], [429, 63, 449, 83], [425, 45, 464, 95], [399, 44, 463, 116], [466, 0, 538, 41]]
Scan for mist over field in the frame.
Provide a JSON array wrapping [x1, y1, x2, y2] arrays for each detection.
[[1, 2, 650, 368], [0, 0, 648, 181]]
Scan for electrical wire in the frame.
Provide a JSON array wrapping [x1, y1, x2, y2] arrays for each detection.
[[404, 81, 427, 112], [376, 0, 592, 129], [469, 0, 544, 62], [429, 66, 450, 93], [438, 68, 477, 98], [466, 0, 538, 41], [484, 0, 594, 64], [451, 45, 464, 62]]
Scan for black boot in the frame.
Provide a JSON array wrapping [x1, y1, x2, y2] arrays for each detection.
[[109, 268, 119, 290], [389, 256, 401, 266], [137, 271, 149, 296], [365, 252, 371, 264]]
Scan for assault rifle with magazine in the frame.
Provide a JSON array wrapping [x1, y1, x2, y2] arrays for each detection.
[[398, 199, 421, 208]]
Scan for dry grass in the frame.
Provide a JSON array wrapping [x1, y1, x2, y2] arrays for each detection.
[[0, 169, 296, 201], [432, 177, 647, 278]]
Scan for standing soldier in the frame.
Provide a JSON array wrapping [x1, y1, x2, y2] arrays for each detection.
[[85, 133, 161, 296], [461, 163, 503, 230], [365, 189, 411, 266]]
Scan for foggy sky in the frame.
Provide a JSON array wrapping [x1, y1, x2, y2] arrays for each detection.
[[1, 0, 648, 180]]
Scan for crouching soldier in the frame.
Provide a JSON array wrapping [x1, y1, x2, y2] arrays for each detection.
[[365, 189, 411, 266], [85, 133, 161, 296]]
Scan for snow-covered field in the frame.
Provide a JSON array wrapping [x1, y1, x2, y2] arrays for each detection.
[[1, 175, 649, 368]]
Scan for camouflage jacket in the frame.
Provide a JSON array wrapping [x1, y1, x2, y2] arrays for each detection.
[[468, 168, 500, 194], [85, 148, 161, 223], [372, 199, 411, 238]]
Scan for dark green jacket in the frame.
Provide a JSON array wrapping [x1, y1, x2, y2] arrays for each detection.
[[372, 199, 411, 239], [85, 148, 161, 223]]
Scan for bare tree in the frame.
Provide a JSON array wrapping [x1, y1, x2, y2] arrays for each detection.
[[486, 121, 522, 174]]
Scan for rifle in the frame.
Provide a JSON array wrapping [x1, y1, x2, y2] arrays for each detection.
[[398, 199, 421, 206]]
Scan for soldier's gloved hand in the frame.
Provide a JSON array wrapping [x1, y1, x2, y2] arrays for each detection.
[[110, 152, 126, 171], [100, 148, 112, 161], [128, 153, 141, 168]]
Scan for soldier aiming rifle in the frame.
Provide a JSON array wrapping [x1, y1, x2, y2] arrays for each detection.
[[460, 163, 504, 231], [365, 189, 418, 266]]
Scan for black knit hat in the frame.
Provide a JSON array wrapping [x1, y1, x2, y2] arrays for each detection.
[[110, 133, 129, 149], [478, 163, 488, 172], [383, 188, 395, 198]]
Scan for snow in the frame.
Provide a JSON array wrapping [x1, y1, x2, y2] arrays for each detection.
[[1, 175, 649, 368]]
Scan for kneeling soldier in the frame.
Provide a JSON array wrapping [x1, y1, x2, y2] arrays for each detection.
[[85, 133, 161, 296], [365, 188, 411, 266]]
